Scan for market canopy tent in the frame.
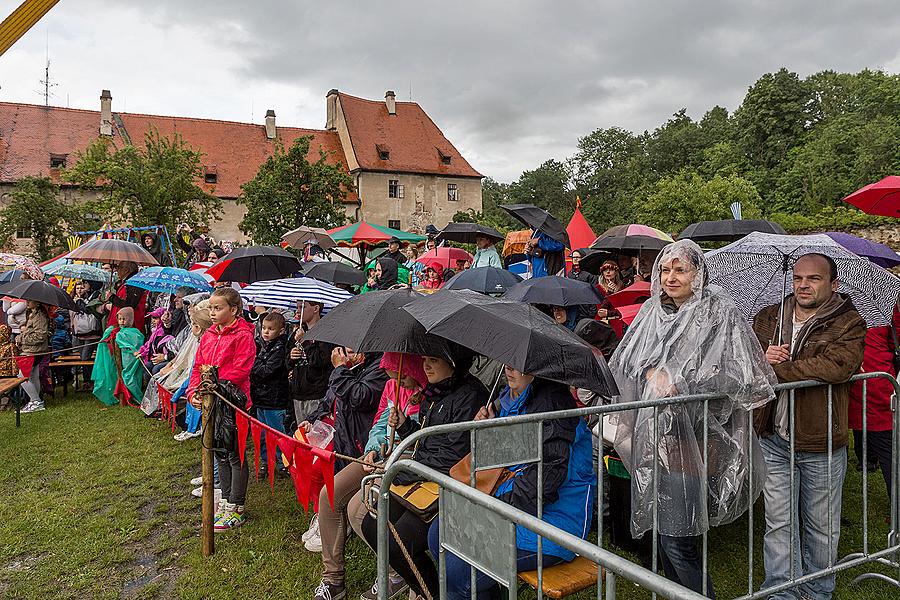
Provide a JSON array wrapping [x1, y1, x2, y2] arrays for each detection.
[[327, 220, 425, 248]]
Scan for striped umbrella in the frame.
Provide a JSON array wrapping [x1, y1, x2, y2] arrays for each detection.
[[45, 263, 111, 283], [327, 220, 426, 248], [66, 238, 158, 265], [125, 266, 214, 293], [239, 277, 351, 312], [706, 232, 900, 333], [591, 224, 674, 253]]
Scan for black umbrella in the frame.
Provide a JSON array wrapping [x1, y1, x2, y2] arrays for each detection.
[[590, 224, 674, 254], [301, 261, 367, 287], [436, 223, 505, 245], [678, 219, 786, 242], [499, 204, 571, 247], [503, 275, 605, 307], [206, 246, 301, 283], [574, 248, 614, 276], [442, 267, 522, 295], [304, 288, 453, 358], [0, 279, 77, 310], [403, 290, 618, 395]]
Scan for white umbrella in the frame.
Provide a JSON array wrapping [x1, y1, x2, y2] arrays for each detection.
[[706, 232, 900, 341], [240, 277, 351, 313], [281, 226, 336, 251]]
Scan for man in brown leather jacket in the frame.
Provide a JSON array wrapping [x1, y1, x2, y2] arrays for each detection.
[[752, 253, 865, 600]]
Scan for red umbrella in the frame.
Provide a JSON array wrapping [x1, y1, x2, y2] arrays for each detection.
[[843, 176, 900, 217], [615, 303, 644, 325], [607, 281, 651, 308], [416, 247, 473, 270]]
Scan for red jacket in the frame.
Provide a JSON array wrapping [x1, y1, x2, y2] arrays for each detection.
[[849, 308, 899, 432], [188, 318, 256, 408]]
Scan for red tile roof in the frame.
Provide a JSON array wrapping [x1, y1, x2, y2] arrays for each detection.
[[338, 92, 482, 178], [0, 102, 355, 201]]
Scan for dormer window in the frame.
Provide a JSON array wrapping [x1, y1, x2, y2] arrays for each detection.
[[376, 144, 390, 161], [203, 165, 218, 184], [50, 153, 67, 169], [437, 148, 451, 165]]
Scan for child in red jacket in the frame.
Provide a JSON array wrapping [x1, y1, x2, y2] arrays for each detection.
[[188, 287, 256, 531]]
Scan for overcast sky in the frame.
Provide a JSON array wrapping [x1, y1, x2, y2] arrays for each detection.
[[2, 1, 900, 182]]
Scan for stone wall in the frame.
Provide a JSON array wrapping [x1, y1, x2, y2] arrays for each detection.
[[848, 224, 900, 251]]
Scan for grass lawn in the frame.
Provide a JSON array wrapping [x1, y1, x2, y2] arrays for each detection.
[[0, 391, 898, 599]]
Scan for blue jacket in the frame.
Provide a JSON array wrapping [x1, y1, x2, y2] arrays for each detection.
[[494, 379, 595, 561], [527, 232, 566, 278]]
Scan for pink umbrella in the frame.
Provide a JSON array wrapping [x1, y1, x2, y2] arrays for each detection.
[[415, 247, 473, 270]]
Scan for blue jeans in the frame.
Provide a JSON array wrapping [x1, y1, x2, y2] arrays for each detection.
[[255, 408, 287, 469], [658, 535, 714, 598], [427, 518, 565, 599], [760, 434, 847, 600]]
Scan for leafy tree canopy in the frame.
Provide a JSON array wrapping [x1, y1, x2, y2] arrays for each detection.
[[0, 176, 79, 260]]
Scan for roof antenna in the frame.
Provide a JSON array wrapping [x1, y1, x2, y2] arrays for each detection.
[[409, 81, 412, 101], [37, 29, 57, 106]]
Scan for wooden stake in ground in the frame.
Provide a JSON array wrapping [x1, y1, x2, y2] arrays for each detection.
[[200, 364, 216, 557]]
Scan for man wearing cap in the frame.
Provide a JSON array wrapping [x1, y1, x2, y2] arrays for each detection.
[[383, 236, 406, 264]]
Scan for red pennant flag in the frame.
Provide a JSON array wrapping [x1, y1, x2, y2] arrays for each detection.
[[275, 436, 296, 472], [311, 446, 336, 510], [236, 412, 249, 466], [265, 431, 277, 491], [250, 421, 262, 479], [292, 444, 315, 509]]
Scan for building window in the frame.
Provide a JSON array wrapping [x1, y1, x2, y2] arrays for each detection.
[[377, 143, 390, 161], [447, 183, 459, 202], [204, 172, 218, 184], [437, 148, 451, 165], [388, 219, 401, 230], [389, 179, 404, 199], [49, 153, 67, 169]]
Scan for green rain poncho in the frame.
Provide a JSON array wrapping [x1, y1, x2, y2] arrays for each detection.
[[92, 311, 145, 407]]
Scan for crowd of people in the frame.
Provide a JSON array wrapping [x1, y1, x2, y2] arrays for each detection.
[[0, 219, 895, 600]]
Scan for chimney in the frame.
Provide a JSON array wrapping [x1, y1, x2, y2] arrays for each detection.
[[385, 90, 396, 115], [265, 109, 276, 139], [326, 88, 339, 130], [100, 89, 113, 136]]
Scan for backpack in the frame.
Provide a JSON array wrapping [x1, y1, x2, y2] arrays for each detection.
[[72, 312, 100, 337]]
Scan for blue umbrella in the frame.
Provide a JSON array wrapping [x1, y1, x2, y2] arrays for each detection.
[[126, 266, 213, 294], [45, 263, 111, 283], [823, 232, 900, 269], [0, 269, 25, 283]]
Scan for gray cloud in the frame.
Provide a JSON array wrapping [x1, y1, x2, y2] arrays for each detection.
[[2, 1, 900, 181]]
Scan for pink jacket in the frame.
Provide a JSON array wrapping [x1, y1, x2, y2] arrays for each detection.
[[187, 318, 256, 406]]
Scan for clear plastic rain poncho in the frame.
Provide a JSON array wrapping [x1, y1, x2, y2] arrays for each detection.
[[608, 239, 777, 538]]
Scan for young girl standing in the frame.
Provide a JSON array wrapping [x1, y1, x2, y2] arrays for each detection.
[[17, 301, 50, 413], [188, 287, 256, 531]]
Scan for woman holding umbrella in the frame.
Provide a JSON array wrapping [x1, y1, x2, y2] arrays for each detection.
[[17, 300, 51, 413], [428, 366, 596, 599]]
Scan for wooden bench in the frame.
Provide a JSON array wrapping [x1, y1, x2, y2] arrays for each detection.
[[0, 377, 28, 427], [518, 556, 600, 599], [48, 360, 95, 395]]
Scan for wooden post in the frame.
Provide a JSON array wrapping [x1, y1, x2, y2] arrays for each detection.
[[200, 365, 216, 557]]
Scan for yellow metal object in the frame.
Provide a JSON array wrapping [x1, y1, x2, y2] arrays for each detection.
[[0, 0, 59, 57], [66, 235, 81, 251]]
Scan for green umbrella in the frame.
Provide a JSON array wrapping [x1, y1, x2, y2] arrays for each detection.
[[326, 220, 426, 248]]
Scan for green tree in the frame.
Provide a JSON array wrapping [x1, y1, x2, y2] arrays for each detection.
[[0, 176, 76, 260], [646, 109, 705, 176], [238, 136, 352, 245], [506, 159, 576, 223], [64, 129, 222, 233], [638, 171, 763, 235]]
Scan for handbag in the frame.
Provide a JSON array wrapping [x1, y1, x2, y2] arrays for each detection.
[[449, 453, 512, 496], [389, 480, 440, 522]]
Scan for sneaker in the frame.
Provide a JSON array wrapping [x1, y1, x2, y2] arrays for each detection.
[[191, 486, 222, 503], [20, 401, 45, 413], [304, 528, 322, 552], [302, 513, 320, 543], [214, 505, 246, 531], [190, 476, 203, 486], [360, 577, 408, 600], [313, 580, 346, 600], [173, 431, 190, 442]]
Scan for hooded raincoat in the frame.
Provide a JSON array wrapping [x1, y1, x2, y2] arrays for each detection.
[[141, 231, 170, 266], [93, 308, 146, 406], [609, 239, 776, 537]]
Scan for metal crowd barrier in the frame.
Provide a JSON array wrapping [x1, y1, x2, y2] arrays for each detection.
[[371, 372, 900, 600]]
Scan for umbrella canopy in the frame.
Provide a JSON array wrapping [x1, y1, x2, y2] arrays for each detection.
[[125, 266, 213, 294], [500, 204, 570, 247], [502, 275, 605, 307], [606, 281, 652, 308], [301, 261, 367, 286], [304, 288, 454, 357], [0, 269, 26, 284], [416, 247, 474, 271], [577, 248, 615, 275], [205, 246, 301, 283], [442, 267, 522, 295], [615, 303, 643, 326], [0, 253, 43, 280], [678, 219, 786, 242], [842, 175, 900, 217], [705, 232, 900, 331], [436, 223, 505, 245], [403, 290, 618, 395], [66, 238, 158, 265], [823, 232, 900, 269], [0, 279, 76, 309], [501, 230, 533, 257], [281, 225, 336, 251], [45, 263, 111, 283], [239, 277, 351, 312], [327, 220, 426, 248], [591, 224, 673, 253]]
